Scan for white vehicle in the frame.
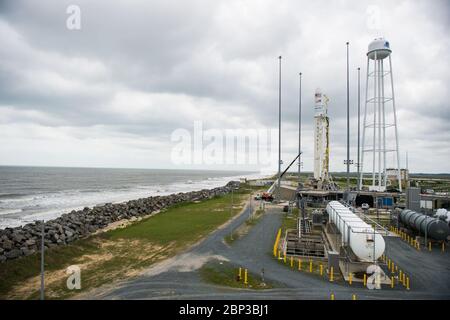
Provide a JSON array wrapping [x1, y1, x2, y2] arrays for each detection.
[[361, 203, 370, 210]]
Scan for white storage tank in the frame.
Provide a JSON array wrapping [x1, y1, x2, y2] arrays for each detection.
[[326, 201, 385, 262], [367, 37, 391, 60]]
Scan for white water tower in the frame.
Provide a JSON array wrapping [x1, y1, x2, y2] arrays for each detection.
[[359, 38, 402, 192]]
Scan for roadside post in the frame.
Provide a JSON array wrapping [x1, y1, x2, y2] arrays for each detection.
[[40, 220, 45, 301]]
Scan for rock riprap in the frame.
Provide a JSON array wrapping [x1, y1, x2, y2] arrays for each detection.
[[0, 181, 240, 263]]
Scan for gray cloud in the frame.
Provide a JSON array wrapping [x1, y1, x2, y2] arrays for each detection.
[[0, 0, 449, 172]]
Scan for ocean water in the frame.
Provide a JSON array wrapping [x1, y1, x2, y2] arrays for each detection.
[[0, 166, 264, 229]]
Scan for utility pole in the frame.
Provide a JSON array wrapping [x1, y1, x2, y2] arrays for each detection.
[[277, 56, 282, 202], [40, 220, 45, 300], [357, 67, 361, 190], [230, 188, 234, 240], [298, 72, 302, 187], [346, 42, 350, 192]]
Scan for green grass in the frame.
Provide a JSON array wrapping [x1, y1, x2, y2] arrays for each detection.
[[280, 208, 301, 231], [224, 208, 265, 245], [0, 187, 253, 299], [106, 195, 242, 244], [199, 260, 276, 290], [0, 238, 99, 298]]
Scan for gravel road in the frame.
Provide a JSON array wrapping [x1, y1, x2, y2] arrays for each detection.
[[84, 199, 450, 300]]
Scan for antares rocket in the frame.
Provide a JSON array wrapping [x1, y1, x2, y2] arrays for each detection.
[[313, 88, 330, 182]]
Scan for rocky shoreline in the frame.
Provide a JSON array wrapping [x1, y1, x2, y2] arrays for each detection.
[[0, 181, 240, 263]]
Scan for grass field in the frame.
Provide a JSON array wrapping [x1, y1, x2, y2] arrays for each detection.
[[224, 208, 264, 245], [0, 186, 255, 300], [199, 260, 277, 290]]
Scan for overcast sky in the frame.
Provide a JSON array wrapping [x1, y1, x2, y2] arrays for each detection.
[[0, 0, 449, 173]]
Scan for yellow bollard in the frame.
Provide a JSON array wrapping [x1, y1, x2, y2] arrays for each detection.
[[278, 250, 281, 260], [244, 269, 248, 285], [429, 241, 432, 252], [363, 273, 367, 287], [352, 294, 357, 300], [391, 276, 394, 288], [442, 242, 445, 252], [348, 272, 352, 285], [406, 276, 410, 290], [290, 256, 293, 268], [284, 253, 286, 263], [238, 267, 242, 281], [330, 267, 334, 282], [395, 265, 398, 272], [309, 260, 313, 273], [330, 293, 335, 300], [399, 270, 402, 283], [402, 272, 406, 286], [273, 228, 281, 257], [388, 259, 391, 269], [391, 262, 395, 273], [298, 258, 302, 271], [320, 264, 323, 276]]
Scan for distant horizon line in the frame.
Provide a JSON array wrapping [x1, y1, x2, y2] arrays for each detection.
[[0, 164, 448, 176]]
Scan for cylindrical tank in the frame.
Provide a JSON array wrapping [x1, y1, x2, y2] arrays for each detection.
[[326, 201, 385, 262], [399, 209, 450, 241], [367, 37, 391, 60]]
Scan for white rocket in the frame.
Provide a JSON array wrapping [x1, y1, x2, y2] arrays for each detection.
[[313, 88, 330, 182]]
